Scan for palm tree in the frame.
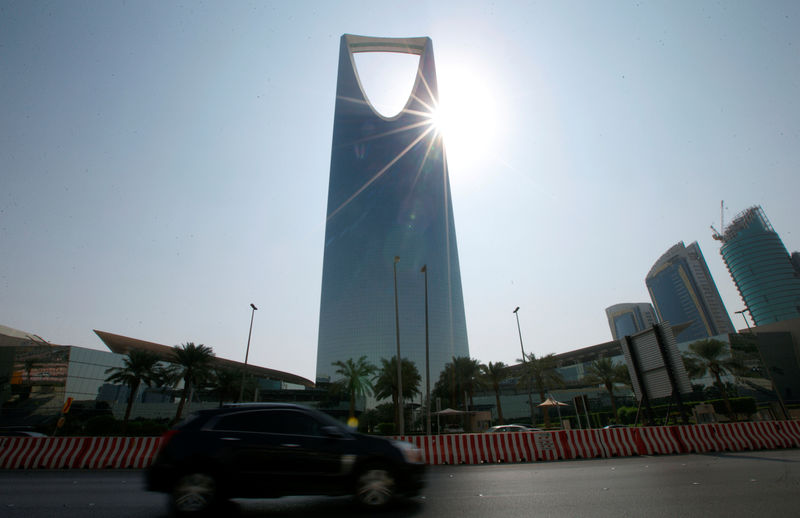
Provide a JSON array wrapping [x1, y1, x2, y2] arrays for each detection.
[[210, 367, 240, 407], [480, 361, 510, 425], [453, 357, 481, 408], [519, 353, 563, 428], [432, 356, 481, 410], [170, 342, 215, 422], [373, 356, 421, 429], [105, 349, 160, 430], [585, 357, 628, 423], [331, 356, 377, 420], [683, 338, 740, 421]]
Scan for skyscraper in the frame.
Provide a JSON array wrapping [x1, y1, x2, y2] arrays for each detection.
[[645, 241, 735, 342], [716, 206, 800, 326], [316, 35, 469, 389], [605, 303, 658, 340]]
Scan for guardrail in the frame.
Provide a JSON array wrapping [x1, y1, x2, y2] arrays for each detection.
[[0, 436, 160, 469], [393, 421, 800, 464], [1, 421, 798, 469]]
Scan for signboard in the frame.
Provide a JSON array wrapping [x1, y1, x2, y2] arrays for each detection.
[[621, 322, 692, 401], [534, 433, 555, 452], [693, 404, 717, 424], [61, 397, 74, 415]]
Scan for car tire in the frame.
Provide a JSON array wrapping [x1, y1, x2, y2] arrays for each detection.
[[355, 465, 396, 508], [170, 472, 220, 516]]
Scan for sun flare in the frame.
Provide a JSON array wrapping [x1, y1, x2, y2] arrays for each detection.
[[431, 65, 499, 171]]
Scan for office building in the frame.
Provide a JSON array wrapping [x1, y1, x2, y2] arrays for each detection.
[[645, 241, 735, 342], [716, 206, 800, 325], [605, 303, 658, 340], [0, 326, 314, 427], [316, 35, 469, 388]]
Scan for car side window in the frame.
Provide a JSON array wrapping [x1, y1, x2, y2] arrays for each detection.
[[213, 410, 275, 433], [272, 410, 323, 436], [212, 409, 324, 436]]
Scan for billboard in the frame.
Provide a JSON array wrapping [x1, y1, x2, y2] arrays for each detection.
[[621, 322, 692, 401]]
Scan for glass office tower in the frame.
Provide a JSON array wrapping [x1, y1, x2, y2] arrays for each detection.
[[646, 241, 735, 342], [605, 303, 658, 340], [316, 35, 469, 390], [718, 206, 800, 326]]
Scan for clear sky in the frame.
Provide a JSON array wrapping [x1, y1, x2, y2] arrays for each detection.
[[2, 1, 799, 383]]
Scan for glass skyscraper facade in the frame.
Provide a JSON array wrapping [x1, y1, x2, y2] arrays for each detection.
[[646, 241, 735, 342], [605, 303, 658, 340], [316, 35, 469, 388], [718, 206, 800, 326]]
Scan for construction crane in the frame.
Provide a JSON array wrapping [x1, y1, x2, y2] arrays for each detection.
[[711, 200, 725, 241]]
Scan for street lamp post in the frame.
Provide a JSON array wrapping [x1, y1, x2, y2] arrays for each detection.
[[393, 256, 404, 435], [421, 264, 430, 436], [735, 309, 752, 330], [513, 306, 535, 425], [238, 303, 258, 403]]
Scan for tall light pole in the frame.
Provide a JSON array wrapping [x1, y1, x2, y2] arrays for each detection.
[[393, 256, 404, 435], [513, 306, 535, 425], [239, 303, 258, 403], [735, 309, 752, 330], [421, 264, 430, 436]]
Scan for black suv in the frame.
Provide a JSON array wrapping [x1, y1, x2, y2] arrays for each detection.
[[146, 403, 425, 514]]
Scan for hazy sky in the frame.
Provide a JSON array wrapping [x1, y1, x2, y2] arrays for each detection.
[[2, 1, 798, 383]]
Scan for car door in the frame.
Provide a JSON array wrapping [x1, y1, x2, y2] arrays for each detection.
[[208, 409, 290, 496], [209, 408, 352, 496], [266, 409, 353, 494]]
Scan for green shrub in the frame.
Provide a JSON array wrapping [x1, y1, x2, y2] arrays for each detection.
[[85, 414, 123, 436]]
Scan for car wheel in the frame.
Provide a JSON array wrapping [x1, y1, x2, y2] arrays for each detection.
[[171, 472, 218, 516], [355, 466, 396, 508]]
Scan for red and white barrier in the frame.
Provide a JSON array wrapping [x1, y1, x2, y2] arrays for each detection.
[[564, 429, 607, 459], [600, 426, 638, 457], [78, 437, 160, 469], [634, 426, 682, 455], [3, 421, 800, 470], [0, 436, 161, 470]]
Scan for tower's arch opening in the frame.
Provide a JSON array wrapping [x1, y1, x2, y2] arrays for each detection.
[[353, 52, 421, 118]]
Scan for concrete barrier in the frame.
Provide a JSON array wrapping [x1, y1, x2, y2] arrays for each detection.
[[2, 421, 799, 469], [0, 436, 161, 470]]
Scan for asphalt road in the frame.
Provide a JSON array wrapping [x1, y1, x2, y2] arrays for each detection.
[[2, 450, 799, 517]]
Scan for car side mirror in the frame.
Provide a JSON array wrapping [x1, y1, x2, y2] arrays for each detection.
[[321, 426, 347, 439]]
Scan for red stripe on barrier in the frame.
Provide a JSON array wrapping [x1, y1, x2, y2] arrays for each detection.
[[11, 438, 40, 469], [0, 437, 20, 468], [603, 428, 636, 457], [781, 421, 800, 447], [57, 437, 85, 468], [751, 422, 778, 449], [730, 422, 757, 450], [714, 424, 738, 452]]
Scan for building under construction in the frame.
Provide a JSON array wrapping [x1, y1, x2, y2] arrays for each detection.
[[714, 206, 800, 326]]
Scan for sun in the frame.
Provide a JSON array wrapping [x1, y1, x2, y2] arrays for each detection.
[[430, 64, 499, 172]]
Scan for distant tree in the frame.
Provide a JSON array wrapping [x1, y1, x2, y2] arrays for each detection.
[[170, 342, 214, 422], [104, 350, 160, 430], [433, 356, 481, 410], [683, 338, 740, 421], [518, 353, 563, 428], [479, 361, 510, 425], [374, 356, 421, 428], [331, 356, 377, 420], [210, 367, 240, 407], [585, 357, 629, 422]]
